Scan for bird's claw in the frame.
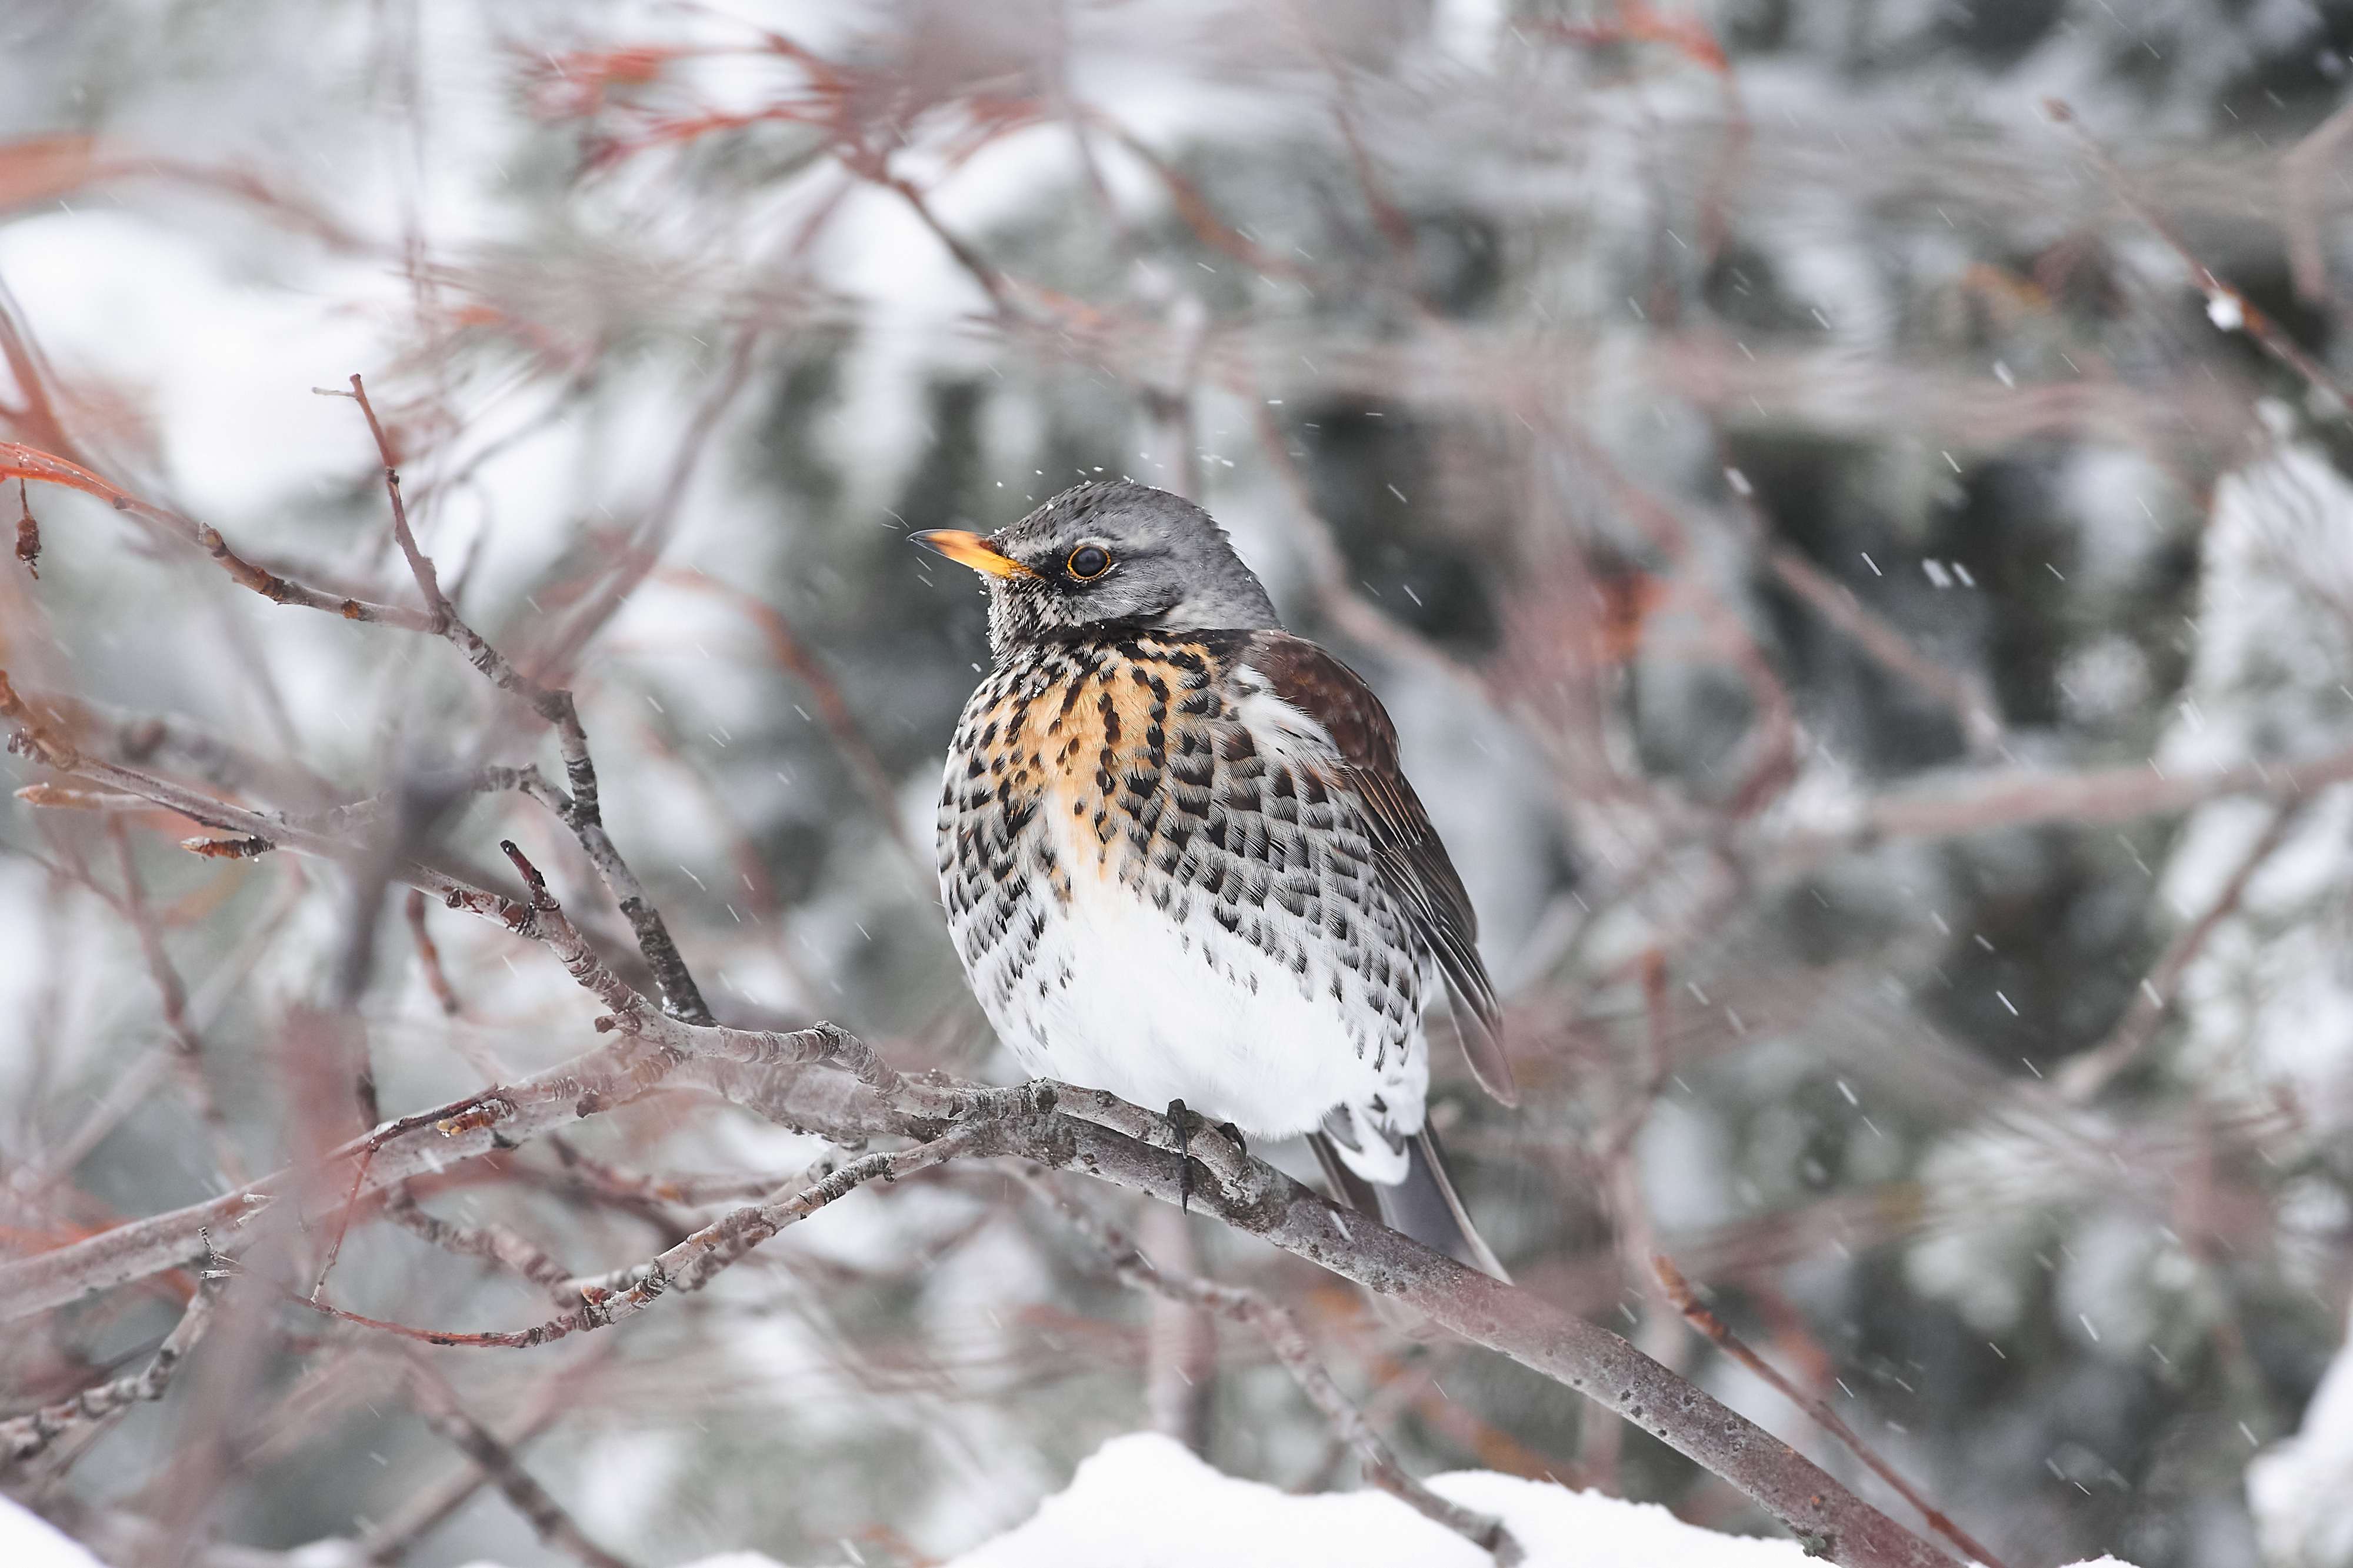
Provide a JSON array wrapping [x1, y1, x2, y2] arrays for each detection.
[[1167, 1098, 1195, 1213]]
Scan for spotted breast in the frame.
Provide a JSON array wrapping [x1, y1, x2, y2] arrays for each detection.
[[936, 626, 1437, 1182]]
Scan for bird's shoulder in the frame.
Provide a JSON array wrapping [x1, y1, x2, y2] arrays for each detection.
[[1232, 629, 1519, 1106]]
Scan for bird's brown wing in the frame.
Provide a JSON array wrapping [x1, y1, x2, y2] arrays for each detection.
[[1243, 630, 1518, 1107]]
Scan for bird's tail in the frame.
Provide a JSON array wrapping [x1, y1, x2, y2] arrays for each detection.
[[1308, 1126, 1510, 1283]]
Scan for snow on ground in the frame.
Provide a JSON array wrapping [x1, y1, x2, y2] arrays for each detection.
[[0, 1429, 2117, 1568], [1, 1429, 2164, 1567], [0, 1497, 104, 1568], [936, 1433, 1808, 1568]]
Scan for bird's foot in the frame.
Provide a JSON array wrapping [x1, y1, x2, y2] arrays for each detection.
[[1165, 1102, 1257, 1213]]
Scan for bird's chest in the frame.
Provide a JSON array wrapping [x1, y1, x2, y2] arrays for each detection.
[[935, 636, 1422, 1132], [936, 638, 1220, 960]]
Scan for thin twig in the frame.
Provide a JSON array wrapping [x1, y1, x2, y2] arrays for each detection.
[[654, 566, 924, 879], [398, 1355, 635, 1568], [404, 889, 464, 1017], [2055, 798, 2305, 1102], [356, 1346, 609, 1564], [338, 373, 716, 1025], [0, 441, 435, 628], [1732, 473, 2003, 753], [304, 1129, 992, 1350], [1249, 400, 1492, 699], [379, 1187, 579, 1308], [1652, 1255, 2008, 1568]]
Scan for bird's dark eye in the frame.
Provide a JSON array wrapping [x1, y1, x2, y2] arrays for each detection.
[[1065, 545, 1111, 581]]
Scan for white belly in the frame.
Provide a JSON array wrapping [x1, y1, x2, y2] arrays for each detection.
[[976, 820, 1425, 1146]]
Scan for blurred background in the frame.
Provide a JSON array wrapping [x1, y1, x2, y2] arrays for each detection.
[[2, 1, 2351, 1564]]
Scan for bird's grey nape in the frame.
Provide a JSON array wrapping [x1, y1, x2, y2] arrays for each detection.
[[980, 481, 1282, 656]]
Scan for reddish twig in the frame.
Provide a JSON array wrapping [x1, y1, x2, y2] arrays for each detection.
[[355, 1346, 612, 1564], [0, 440, 434, 626], [405, 888, 465, 1018], [379, 1187, 579, 1308], [104, 818, 249, 1186], [1728, 463, 2003, 753]]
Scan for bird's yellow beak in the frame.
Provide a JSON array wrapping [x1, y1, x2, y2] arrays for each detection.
[[910, 529, 1034, 580]]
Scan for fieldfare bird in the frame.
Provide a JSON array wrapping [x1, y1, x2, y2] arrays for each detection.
[[918, 481, 1517, 1276]]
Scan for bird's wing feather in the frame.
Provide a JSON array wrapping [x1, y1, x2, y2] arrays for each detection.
[[1243, 630, 1518, 1106]]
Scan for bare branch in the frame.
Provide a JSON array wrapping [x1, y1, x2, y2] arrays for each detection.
[[355, 1349, 605, 1564], [654, 566, 926, 881], [1, 1243, 231, 1474], [1769, 737, 2353, 863], [339, 374, 714, 1026], [0, 501, 1964, 1566], [404, 889, 465, 1018], [1756, 532, 2002, 752], [0, 1032, 680, 1322]]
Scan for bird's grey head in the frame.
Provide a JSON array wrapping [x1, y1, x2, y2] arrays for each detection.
[[912, 481, 1281, 659]]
